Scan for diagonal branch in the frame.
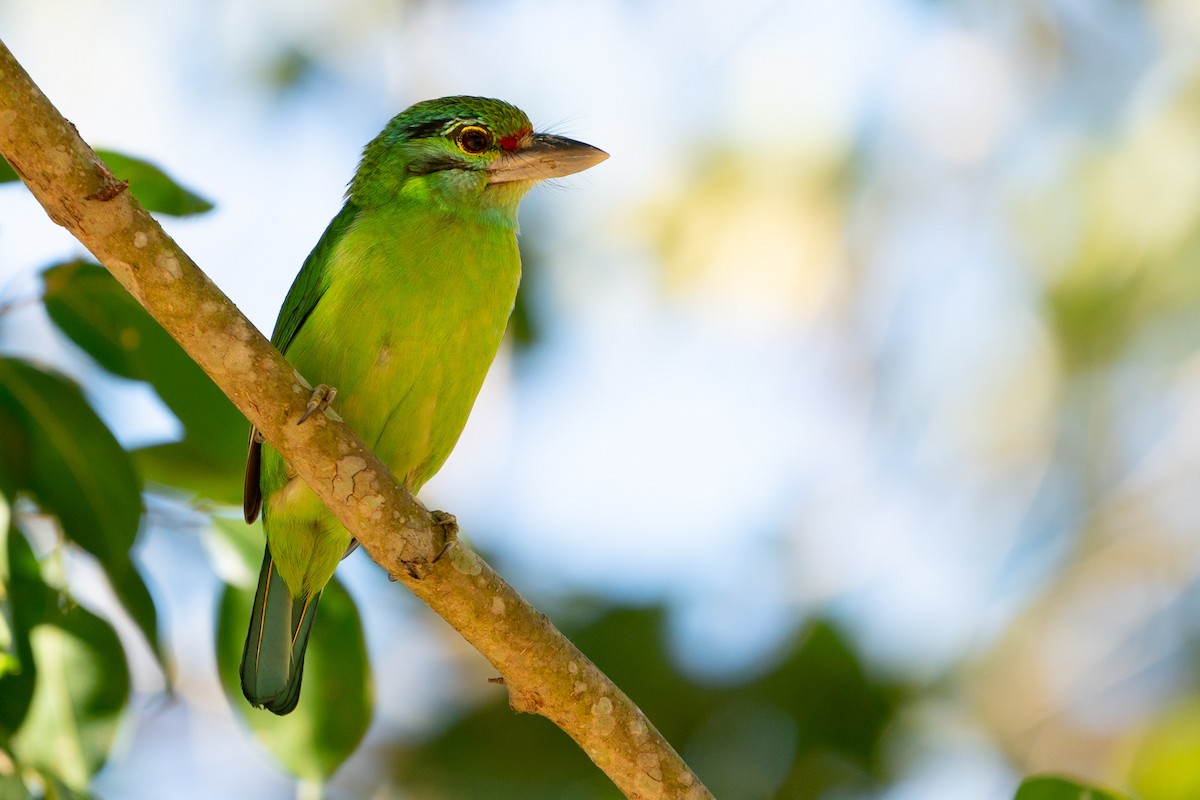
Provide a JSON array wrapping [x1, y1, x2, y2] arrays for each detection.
[[0, 39, 712, 800]]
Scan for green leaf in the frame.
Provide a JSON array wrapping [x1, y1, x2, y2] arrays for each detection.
[[1046, 275, 1140, 371], [0, 402, 28, 513], [0, 527, 47, 738], [213, 519, 371, 781], [42, 261, 246, 503], [10, 601, 130, 791], [0, 358, 141, 562], [0, 150, 210, 216], [95, 150, 213, 217], [0, 358, 159, 661], [1014, 775, 1132, 800], [132, 441, 245, 507]]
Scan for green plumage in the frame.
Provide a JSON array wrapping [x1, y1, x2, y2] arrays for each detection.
[[240, 96, 606, 714]]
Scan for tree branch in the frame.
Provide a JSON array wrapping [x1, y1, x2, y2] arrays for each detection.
[[0, 39, 712, 800]]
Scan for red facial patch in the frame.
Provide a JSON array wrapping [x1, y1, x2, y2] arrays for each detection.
[[499, 128, 532, 152]]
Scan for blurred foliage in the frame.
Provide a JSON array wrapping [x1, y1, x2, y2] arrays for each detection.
[[42, 261, 246, 504], [0, 357, 158, 663], [972, 20, 1200, 798], [646, 149, 852, 325], [13, 597, 130, 791], [384, 610, 902, 799], [1035, 92, 1200, 372], [259, 45, 322, 95], [1, 525, 124, 800], [1014, 775, 1131, 800], [0, 525, 44, 739]]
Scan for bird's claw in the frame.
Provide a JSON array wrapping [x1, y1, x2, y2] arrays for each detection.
[[431, 510, 459, 563], [389, 561, 425, 582], [385, 511, 460, 582], [431, 510, 459, 536], [298, 383, 337, 425]]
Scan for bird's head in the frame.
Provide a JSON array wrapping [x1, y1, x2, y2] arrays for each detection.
[[349, 96, 607, 223]]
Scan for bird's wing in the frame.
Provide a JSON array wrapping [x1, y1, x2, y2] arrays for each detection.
[[243, 429, 264, 523], [243, 201, 362, 522], [270, 201, 362, 353]]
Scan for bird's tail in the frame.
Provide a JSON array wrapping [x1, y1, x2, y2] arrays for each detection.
[[240, 543, 321, 715]]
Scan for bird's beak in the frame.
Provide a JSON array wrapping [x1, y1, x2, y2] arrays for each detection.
[[486, 133, 608, 184]]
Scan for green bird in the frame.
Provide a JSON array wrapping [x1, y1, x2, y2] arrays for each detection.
[[240, 96, 607, 715]]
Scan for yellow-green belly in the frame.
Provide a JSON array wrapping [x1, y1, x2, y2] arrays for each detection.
[[261, 206, 520, 596]]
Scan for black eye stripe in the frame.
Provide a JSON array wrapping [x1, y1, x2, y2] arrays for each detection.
[[401, 117, 496, 143], [399, 119, 493, 174], [401, 118, 457, 140]]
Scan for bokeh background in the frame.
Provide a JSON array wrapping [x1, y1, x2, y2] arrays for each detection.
[[2, 1, 1200, 798]]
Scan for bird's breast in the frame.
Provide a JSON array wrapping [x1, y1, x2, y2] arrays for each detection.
[[283, 208, 521, 489]]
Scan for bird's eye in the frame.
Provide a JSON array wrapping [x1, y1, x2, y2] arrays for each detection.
[[456, 125, 492, 155]]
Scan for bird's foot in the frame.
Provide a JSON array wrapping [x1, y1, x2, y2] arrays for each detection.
[[430, 510, 459, 563], [386, 511, 460, 582], [391, 562, 424, 582], [297, 383, 337, 425]]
